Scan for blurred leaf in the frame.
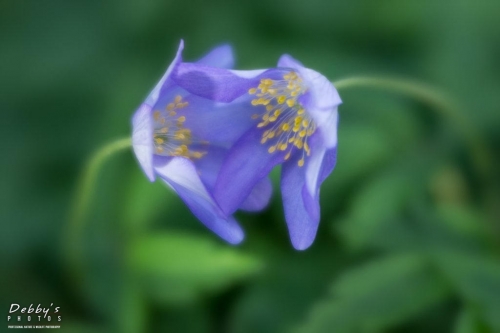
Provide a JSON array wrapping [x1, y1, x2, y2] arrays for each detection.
[[154, 304, 211, 333], [298, 254, 450, 333], [455, 309, 491, 333], [121, 171, 174, 232], [332, 125, 394, 190], [229, 246, 344, 333], [336, 170, 414, 250], [115, 279, 147, 333], [128, 232, 262, 305], [435, 251, 500, 331], [435, 203, 490, 244]]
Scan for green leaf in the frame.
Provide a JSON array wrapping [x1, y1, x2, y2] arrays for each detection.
[[298, 254, 450, 333], [120, 171, 176, 233], [455, 309, 491, 333], [336, 171, 414, 250], [128, 232, 263, 305], [331, 125, 393, 190], [436, 204, 490, 244], [435, 251, 500, 331], [114, 280, 147, 333]]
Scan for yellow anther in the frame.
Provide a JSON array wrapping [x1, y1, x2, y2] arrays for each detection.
[[260, 137, 268, 144], [263, 114, 269, 121], [156, 147, 164, 153], [166, 103, 175, 111], [174, 95, 182, 103], [248, 88, 257, 94], [154, 111, 161, 120], [261, 99, 271, 105], [286, 99, 295, 107], [268, 116, 277, 122], [177, 116, 186, 123], [280, 144, 288, 151], [284, 152, 291, 160], [175, 132, 186, 140], [299, 130, 307, 138], [297, 108, 305, 115], [169, 111, 177, 116], [261, 86, 268, 93], [291, 91, 299, 97], [288, 137, 295, 143], [294, 116, 303, 124], [257, 122, 268, 128], [268, 88, 277, 95], [266, 104, 274, 112], [191, 152, 203, 158], [261, 79, 273, 85], [273, 109, 281, 117], [267, 131, 275, 138], [293, 125, 300, 132], [282, 123, 290, 131], [304, 142, 310, 154], [298, 159, 305, 167], [155, 137, 164, 144], [268, 146, 276, 153], [302, 119, 309, 127], [160, 127, 168, 133], [251, 99, 260, 106], [277, 95, 286, 104]]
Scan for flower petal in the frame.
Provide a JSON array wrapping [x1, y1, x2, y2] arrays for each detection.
[[195, 44, 235, 69], [132, 103, 155, 181], [214, 128, 284, 215], [278, 54, 341, 148], [172, 63, 280, 102], [192, 145, 273, 212], [154, 156, 244, 244], [181, 94, 256, 146], [239, 177, 273, 212], [147, 40, 184, 107], [277, 54, 305, 69], [280, 136, 337, 250]]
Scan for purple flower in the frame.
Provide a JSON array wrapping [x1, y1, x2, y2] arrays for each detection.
[[172, 54, 341, 250], [132, 41, 272, 244]]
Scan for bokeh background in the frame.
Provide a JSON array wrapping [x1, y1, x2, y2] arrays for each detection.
[[1, 0, 499, 332]]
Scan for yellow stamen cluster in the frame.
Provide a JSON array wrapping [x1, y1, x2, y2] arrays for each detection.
[[249, 72, 315, 167], [153, 95, 205, 159]]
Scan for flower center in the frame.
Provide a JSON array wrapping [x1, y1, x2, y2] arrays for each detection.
[[153, 95, 205, 159], [249, 72, 315, 167]]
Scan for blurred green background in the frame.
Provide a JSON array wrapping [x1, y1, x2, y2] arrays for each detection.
[[1, 0, 499, 332]]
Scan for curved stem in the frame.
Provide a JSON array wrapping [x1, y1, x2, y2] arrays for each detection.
[[332, 76, 492, 179], [65, 137, 132, 291]]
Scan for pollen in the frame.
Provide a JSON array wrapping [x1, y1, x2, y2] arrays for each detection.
[[152, 95, 204, 159], [249, 71, 316, 163]]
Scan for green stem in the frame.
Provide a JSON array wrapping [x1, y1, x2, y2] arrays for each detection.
[[332, 76, 492, 179], [65, 137, 132, 290]]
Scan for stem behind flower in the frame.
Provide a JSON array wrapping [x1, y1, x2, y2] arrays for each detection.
[[65, 137, 132, 294], [333, 76, 493, 180]]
